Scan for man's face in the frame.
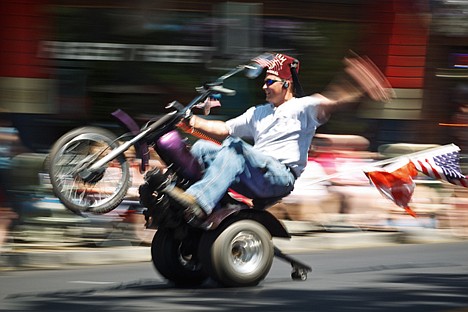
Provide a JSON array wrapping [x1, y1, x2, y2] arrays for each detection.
[[263, 74, 287, 106]]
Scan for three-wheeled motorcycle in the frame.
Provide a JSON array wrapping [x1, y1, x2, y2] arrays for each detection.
[[47, 54, 311, 287]]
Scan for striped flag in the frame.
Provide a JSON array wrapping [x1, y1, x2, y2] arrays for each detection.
[[411, 150, 468, 187], [363, 144, 467, 217], [365, 161, 419, 217], [251, 53, 275, 68]]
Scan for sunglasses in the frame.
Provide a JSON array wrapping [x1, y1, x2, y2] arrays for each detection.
[[264, 78, 284, 86]]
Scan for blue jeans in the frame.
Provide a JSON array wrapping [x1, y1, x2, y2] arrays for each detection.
[[185, 136, 295, 214]]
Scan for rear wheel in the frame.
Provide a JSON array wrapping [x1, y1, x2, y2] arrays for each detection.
[[151, 228, 208, 286], [199, 219, 274, 287], [48, 126, 131, 214]]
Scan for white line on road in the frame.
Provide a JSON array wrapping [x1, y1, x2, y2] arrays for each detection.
[[69, 281, 117, 285]]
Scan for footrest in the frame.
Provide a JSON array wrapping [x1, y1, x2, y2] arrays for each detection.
[[274, 246, 312, 281]]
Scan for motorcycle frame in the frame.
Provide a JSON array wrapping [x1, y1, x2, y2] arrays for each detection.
[[87, 66, 246, 174]]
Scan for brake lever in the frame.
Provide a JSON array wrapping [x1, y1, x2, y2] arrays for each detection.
[[197, 82, 236, 96], [209, 85, 236, 96]]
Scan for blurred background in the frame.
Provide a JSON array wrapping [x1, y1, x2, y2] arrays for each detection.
[[1, 0, 467, 250]]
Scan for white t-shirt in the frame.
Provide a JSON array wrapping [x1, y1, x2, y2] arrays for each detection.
[[225, 96, 323, 177]]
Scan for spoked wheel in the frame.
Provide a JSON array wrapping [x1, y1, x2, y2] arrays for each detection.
[[151, 228, 209, 287], [48, 126, 131, 214], [199, 219, 274, 287]]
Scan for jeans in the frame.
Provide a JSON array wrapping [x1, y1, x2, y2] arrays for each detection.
[[185, 136, 295, 214]]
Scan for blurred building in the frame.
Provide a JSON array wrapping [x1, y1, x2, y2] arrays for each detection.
[[1, 0, 467, 153]]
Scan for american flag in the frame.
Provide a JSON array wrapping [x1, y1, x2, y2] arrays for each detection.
[[411, 150, 468, 187], [365, 161, 418, 217], [251, 53, 274, 68]]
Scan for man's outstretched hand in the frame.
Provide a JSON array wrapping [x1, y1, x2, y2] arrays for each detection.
[[323, 54, 394, 104], [344, 55, 393, 102]]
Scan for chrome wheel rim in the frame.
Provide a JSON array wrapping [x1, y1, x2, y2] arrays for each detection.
[[229, 230, 264, 274]]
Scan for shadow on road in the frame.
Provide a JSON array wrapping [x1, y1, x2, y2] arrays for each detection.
[[2, 272, 468, 312]]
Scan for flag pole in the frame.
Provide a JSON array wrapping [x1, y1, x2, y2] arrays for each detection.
[[302, 143, 460, 186]]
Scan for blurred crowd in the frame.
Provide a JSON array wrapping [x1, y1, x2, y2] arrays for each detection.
[[2, 121, 467, 254], [0, 119, 20, 252], [271, 134, 468, 237], [0, 118, 157, 252]]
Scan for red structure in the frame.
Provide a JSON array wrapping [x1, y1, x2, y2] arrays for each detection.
[[0, 0, 54, 115], [0, 0, 50, 79], [366, 0, 429, 89], [360, 0, 431, 121]]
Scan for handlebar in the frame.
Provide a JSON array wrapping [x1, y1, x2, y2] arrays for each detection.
[[190, 53, 273, 107], [144, 55, 271, 134]]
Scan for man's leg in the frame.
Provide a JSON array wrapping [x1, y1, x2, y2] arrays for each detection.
[[185, 137, 247, 214], [230, 144, 295, 200], [189, 139, 223, 171], [165, 137, 295, 227]]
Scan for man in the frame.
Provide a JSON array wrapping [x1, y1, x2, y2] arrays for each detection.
[[157, 53, 392, 227]]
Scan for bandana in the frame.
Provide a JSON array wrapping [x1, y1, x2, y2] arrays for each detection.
[[265, 53, 300, 80]]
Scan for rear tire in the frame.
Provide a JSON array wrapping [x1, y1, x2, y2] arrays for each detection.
[[151, 228, 208, 286], [199, 219, 274, 287], [48, 126, 131, 214]]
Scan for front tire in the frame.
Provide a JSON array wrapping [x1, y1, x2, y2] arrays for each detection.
[[199, 219, 274, 287], [48, 126, 131, 214]]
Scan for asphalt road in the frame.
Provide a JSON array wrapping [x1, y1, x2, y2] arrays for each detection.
[[1, 242, 467, 312]]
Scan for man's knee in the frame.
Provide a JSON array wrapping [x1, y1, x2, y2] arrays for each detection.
[[191, 139, 220, 156], [222, 136, 246, 153]]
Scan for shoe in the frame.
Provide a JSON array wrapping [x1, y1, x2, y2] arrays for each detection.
[[165, 186, 208, 227]]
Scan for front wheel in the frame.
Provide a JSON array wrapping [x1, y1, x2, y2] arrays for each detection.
[[199, 219, 274, 287], [48, 126, 131, 214]]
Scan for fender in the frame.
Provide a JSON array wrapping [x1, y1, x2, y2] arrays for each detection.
[[111, 109, 149, 173], [203, 205, 291, 238]]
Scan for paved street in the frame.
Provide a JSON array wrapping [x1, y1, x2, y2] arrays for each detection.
[[1, 242, 467, 312]]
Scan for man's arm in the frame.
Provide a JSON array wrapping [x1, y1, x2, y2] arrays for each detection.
[[186, 115, 230, 142]]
